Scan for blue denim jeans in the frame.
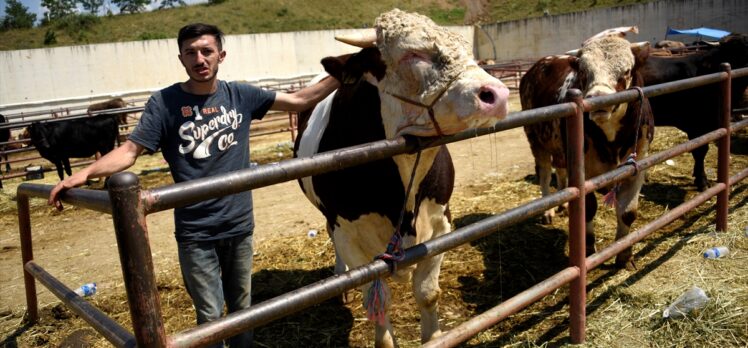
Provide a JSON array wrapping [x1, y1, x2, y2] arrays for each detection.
[[178, 233, 254, 348]]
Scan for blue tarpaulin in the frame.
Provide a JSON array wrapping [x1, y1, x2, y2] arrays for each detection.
[[666, 27, 731, 40]]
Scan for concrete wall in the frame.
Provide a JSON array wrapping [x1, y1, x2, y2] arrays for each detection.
[[476, 0, 748, 61], [0, 27, 473, 115]]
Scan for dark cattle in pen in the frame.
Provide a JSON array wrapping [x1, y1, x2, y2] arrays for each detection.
[[293, 9, 509, 347], [521, 27, 654, 270], [0, 114, 10, 174], [27, 114, 119, 180], [640, 33, 748, 191], [87, 97, 130, 140]]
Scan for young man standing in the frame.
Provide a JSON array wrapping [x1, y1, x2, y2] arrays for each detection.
[[48, 23, 339, 347]]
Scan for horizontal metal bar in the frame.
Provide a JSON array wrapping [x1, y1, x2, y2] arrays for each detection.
[[423, 267, 580, 348], [17, 183, 111, 214], [24, 261, 136, 348], [585, 127, 728, 193], [587, 182, 726, 269]]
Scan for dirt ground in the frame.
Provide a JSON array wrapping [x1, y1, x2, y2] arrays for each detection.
[[1, 95, 747, 347]]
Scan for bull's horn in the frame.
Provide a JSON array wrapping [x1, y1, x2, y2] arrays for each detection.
[[583, 26, 639, 46], [630, 41, 650, 49], [335, 29, 377, 48], [565, 48, 581, 56]]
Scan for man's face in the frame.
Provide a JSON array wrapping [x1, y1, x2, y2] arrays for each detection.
[[178, 34, 226, 83]]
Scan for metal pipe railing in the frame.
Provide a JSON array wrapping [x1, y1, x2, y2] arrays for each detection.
[[16, 66, 748, 348]]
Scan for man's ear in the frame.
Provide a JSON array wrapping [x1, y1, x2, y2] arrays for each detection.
[[219, 50, 226, 63]]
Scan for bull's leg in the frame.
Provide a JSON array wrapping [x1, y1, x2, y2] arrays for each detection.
[[535, 152, 556, 224], [333, 224, 397, 348], [690, 144, 709, 191], [584, 192, 598, 256], [2, 153, 9, 173], [411, 202, 449, 343], [54, 160, 65, 180], [555, 167, 569, 214], [326, 222, 353, 304], [613, 172, 646, 270], [62, 158, 72, 177]]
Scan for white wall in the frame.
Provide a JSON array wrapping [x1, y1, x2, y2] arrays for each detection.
[[475, 0, 748, 61], [0, 27, 473, 116]]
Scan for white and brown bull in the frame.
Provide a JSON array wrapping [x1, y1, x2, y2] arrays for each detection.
[[521, 28, 653, 269], [294, 9, 509, 347]]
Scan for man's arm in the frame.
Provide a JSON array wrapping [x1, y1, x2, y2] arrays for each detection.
[[271, 75, 340, 112], [48, 140, 145, 210]]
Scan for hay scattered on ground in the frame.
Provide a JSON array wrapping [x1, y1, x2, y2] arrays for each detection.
[[1, 126, 746, 347]]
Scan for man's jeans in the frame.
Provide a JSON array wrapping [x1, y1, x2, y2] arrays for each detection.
[[178, 233, 254, 347]]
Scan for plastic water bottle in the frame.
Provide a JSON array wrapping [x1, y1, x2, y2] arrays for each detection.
[[703, 246, 729, 259], [74, 283, 97, 297], [663, 286, 709, 319]]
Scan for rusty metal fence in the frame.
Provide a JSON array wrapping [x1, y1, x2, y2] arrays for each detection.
[[15, 64, 748, 347]]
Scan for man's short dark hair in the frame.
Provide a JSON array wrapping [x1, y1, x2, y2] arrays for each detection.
[[178, 23, 224, 51]]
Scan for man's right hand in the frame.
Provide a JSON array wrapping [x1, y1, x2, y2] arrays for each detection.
[[48, 173, 88, 211]]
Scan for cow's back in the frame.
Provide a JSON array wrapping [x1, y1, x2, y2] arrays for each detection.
[[30, 115, 119, 158]]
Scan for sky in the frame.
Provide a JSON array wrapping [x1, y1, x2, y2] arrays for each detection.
[[0, 0, 208, 23]]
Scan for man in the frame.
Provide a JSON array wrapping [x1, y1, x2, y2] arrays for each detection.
[[48, 23, 339, 347]]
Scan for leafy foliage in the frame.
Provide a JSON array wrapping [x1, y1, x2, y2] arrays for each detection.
[[1, 0, 36, 30], [111, 0, 151, 14], [41, 0, 77, 21], [79, 0, 105, 14], [44, 28, 57, 44], [159, 0, 187, 9]]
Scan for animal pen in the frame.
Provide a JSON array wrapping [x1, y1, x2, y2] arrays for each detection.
[[14, 64, 748, 347]]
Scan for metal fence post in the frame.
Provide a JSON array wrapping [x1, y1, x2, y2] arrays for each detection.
[[716, 63, 731, 232], [17, 193, 38, 323], [108, 172, 168, 347], [566, 89, 587, 343]]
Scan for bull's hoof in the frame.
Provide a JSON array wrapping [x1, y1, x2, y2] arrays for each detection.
[[541, 211, 554, 225], [341, 289, 355, 304], [615, 255, 636, 270], [585, 243, 597, 257], [695, 178, 709, 192]]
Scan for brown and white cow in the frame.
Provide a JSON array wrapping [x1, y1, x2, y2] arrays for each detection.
[[521, 29, 653, 269], [294, 9, 509, 347]]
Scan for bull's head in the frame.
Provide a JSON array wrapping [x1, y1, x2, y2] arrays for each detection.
[[334, 9, 509, 138], [566, 28, 650, 125]]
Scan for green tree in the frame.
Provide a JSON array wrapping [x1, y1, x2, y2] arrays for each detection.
[[111, 0, 151, 14], [41, 0, 77, 21], [159, 0, 186, 9], [2, 0, 37, 30], [78, 0, 105, 14]]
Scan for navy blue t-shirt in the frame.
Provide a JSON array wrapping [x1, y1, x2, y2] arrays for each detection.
[[129, 80, 276, 242]]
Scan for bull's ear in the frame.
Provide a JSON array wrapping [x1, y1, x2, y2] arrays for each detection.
[[630, 41, 651, 67], [568, 55, 580, 71], [359, 47, 386, 81], [321, 55, 349, 82]]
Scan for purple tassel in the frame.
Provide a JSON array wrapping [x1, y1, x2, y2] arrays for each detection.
[[365, 278, 387, 325], [603, 184, 619, 207]]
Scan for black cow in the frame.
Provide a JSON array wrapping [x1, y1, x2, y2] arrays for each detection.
[[0, 114, 10, 174], [27, 114, 119, 180], [640, 33, 748, 191]]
